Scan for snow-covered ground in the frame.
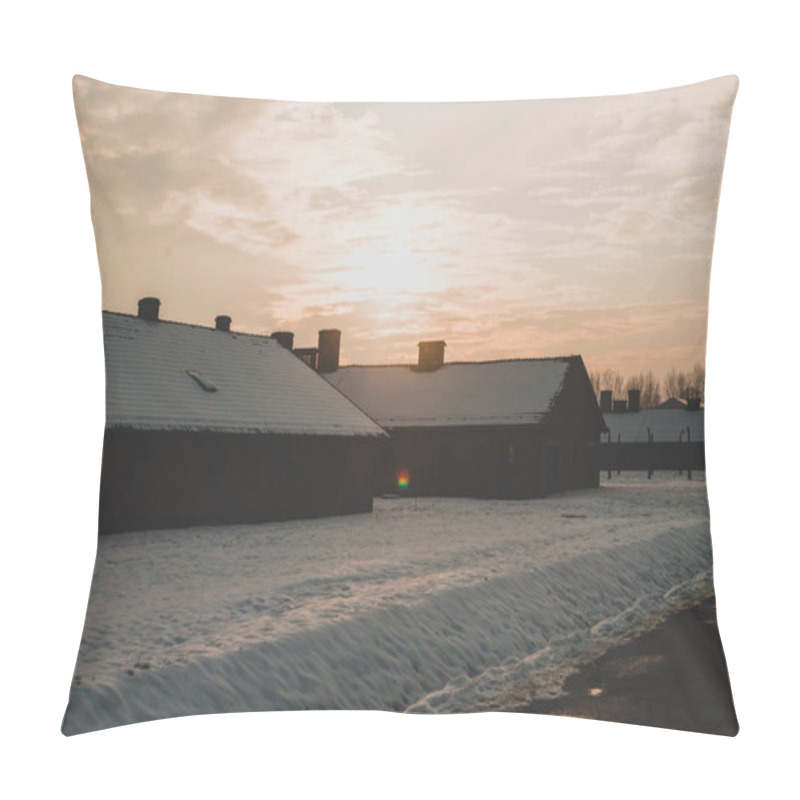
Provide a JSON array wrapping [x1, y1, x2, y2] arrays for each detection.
[[63, 473, 713, 734]]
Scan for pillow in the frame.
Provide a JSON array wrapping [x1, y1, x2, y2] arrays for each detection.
[[63, 75, 739, 736]]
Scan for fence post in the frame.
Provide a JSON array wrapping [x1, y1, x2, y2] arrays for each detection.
[[687, 427, 692, 480]]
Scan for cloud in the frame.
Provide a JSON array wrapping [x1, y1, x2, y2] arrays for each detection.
[[74, 76, 736, 376]]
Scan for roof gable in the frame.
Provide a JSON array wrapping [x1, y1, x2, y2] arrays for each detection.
[[656, 397, 688, 409], [102, 313, 385, 437], [324, 358, 573, 428]]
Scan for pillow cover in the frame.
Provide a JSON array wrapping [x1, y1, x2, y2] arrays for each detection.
[[63, 75, 739, 736]]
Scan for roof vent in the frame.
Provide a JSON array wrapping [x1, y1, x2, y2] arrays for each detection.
[[186, 370, 217, 392], [137, 297, 160, 321], [416, 340, 446, 372], [215, 315, 231, 332]]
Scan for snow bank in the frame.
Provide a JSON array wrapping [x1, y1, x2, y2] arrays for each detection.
[[64, 476, 713, 734]]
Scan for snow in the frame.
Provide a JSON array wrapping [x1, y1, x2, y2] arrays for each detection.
[[603, 408, 704, 443], [323, 359, 570, 427], [64, 474, 715, 734], [102, 312, 386, 437]]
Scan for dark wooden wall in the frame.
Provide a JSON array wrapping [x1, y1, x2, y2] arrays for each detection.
[[547, 356, 608, 441], [372, 359, 605, 499], [98, 430, 380, 534], [598, 442, 706, 471], [375, 424, 600, 498]]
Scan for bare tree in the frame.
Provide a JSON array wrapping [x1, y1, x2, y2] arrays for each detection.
[[664, 368, 689, 400], [645, 372, 662, 408], [626, 371, 661, 408], [663, 365, 704, 402], [589, 370, 602, 400], [593, 365, 699, 407], [688, 362, 705, 401], [598, 368, 624, 399]]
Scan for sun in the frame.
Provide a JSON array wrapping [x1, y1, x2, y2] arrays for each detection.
[[334, 204, 446, 297]]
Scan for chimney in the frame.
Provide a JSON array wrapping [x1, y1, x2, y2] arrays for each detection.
[[599, 390, 612, 413], [416, 340, 446, 372], [627, 388, 641, 412], [612, 399, 627, 413], [686, 397, 701, 411], [137, 297, 160, 321], [317, 329, 341, 373], [294, 347, 318, 370], [271, 331, 294, 351], [215, 315, 231, 332]]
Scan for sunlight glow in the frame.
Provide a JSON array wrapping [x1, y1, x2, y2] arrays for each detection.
[[332, 205, 447, 297]]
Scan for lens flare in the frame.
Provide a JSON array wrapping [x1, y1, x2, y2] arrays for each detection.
[[397, 469, 410, 491]]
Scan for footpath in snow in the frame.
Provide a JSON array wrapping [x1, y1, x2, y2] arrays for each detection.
[[63, 473, 713, 734]]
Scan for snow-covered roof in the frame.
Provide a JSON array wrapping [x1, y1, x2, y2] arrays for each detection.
[[102, 312, 386, 437], [603, 408, 704, 443], [323, 358, 571, 428]]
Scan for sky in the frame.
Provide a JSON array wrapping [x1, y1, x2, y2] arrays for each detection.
[[73, 75, 738, 379]]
